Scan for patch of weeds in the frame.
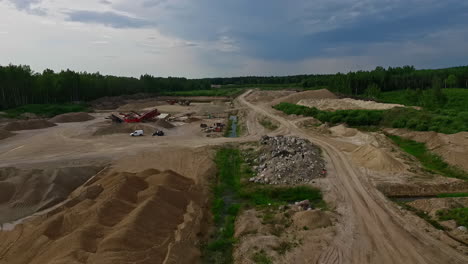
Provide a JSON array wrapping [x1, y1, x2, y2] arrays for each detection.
[[259, 117, 279, 130], [252, 250, 272, 264], [303, 226, 309, 230], [274, 241, 297, 255], [387, 135, 468, 181], [437, 208, 468, 227], [398, 202, 445, 230], [436, 193, 468, 198]]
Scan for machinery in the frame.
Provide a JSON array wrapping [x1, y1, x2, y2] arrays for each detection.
[[108, 109, 160, 123], [153, 130, 165, 136], [178, 100, 191, 106], [166, 100, 177, 105]]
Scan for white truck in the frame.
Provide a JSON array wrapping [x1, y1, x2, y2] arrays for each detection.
[[130, 130, 144, 136]]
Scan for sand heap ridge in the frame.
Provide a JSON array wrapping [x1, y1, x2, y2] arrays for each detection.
[[49, 112, 95, 123], [4, 119, 56, 131]]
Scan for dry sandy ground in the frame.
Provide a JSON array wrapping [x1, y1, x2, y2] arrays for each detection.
[[298, 98, 405, 111], [240, 90, 468, 263], [0, 90, 467, 264]]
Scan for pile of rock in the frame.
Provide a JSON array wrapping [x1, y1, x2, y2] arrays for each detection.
[[249, 136, 326, 185]]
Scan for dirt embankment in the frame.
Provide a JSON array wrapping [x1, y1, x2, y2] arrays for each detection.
[[49, 112, 95, 123], [0, 148, 215, 264], [271, 89, 338, 105], [378, 181, 468, 197], [0, 166, 103, 224], [0, 129, 14, 140], [298, 98, 404, 111], [3, 119, 56, 131], [386, 129, 468, 172]]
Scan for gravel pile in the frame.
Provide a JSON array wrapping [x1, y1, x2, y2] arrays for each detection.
[[249, 136, 326, 185]]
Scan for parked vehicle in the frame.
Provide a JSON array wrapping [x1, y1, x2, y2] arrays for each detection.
[[130, 130, 144, 136], [153, 130, 165, 136]]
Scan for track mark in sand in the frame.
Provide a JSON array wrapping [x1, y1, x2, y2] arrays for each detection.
[[317, 246, 343, 264], [1, 145, 24, 155]]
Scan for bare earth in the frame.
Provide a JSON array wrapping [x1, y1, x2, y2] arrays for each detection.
[[0, 90, 467, 264]]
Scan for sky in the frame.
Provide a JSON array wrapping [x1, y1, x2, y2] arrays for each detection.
[[0, 0, 467, 78]]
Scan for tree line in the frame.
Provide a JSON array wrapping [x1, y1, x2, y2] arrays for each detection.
[[1, 63, 467, 110], [0, 65, 210, 109]]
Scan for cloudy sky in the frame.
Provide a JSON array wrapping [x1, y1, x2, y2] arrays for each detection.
[[1, 0, 467, 77]]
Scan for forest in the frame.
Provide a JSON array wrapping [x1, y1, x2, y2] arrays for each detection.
[[1, 64, 468, 110]]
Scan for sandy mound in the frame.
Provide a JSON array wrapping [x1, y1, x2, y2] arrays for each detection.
[[0, 166, 103, 224], [386, 129, 468, 172], [246, 90, 296, 103], [49, 112, 95, 123], [156, 119, 175, 128], [298, 98, 404, 111], [93, 123, 156, 136], [378, 181, 468, 197], [0, 129, 15, 140], [292, 210, 332, 229], [4, 119, 56, 131], [272, 89, 338, 105], [329, 124, 359, 137], [351, 144, 405, 172], [0, 166, 209, 264]]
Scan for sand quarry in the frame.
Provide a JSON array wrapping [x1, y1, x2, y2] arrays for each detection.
[[0, 90, 467, 264]]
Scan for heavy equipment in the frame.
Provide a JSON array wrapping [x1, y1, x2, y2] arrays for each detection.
[[108, 109, 160, 123]]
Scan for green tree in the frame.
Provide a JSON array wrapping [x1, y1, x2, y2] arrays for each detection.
[[445, 74, 457, 88], [364, 83, 381, 99]]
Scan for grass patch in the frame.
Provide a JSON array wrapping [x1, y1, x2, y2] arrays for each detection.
[[437, 208, 468, 227], [398, 202, 445, 230], [387, 135, 468, 180], [273, 101, 468, 134], [259, 118, 279, 130], [2, 103, 90, 118], [205, 147, 325, 263], [251, 250, 272, 264], [437, 193, 468, 198]]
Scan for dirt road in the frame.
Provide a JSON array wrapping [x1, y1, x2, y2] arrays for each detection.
[[237, 90, 468, 264]]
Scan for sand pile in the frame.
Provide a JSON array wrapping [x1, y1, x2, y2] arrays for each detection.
[[49, 112, 95, 123], [386, 129, 468, 172], [0, 168, 207, 264], [4, 119, 56, 131], [271, 89, 338, 105], [351, 144, 405, 172], [298, 98, 404, 111], [156, 118, 175, 128], [246, 90, 296, 103], [0, 166, 103, 224], [93, 123, 156, 136], [0, 129, 14, 140]]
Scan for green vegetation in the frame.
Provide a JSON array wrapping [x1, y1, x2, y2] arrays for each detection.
[[436, 193, 468, 198], [251, 250, 272, 264], [273, 102, 467, 134], [259, 118, 279, 130], [273, 102, 384, 126], [205, 147, 324, 263], [161, 88, 244, 97], [3, 63, 468, 110], [1, 103, 90, 118], [387, 135, 467, 180], [398, 202, 445, 230], [437, 208, 468, 227], [378, 87, 468, 112]]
